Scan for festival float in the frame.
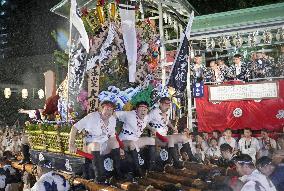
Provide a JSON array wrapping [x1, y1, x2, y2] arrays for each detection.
[[19, 1, 284, 190]]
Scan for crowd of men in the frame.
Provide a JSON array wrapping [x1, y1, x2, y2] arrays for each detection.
[[1, 97, 284, 190], [191, 47, 284, 83], [67, 98, 284, 191]]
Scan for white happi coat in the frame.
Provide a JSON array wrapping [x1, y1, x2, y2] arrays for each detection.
[[148, 108, 170, 136], [240, 169, 276, 191], [0, 174, 6, 190], [117, 111, 150, 141], [205, 146, 221, 158], [74, 112, 116, 144], [31, 171, 70, 191], [238, 137, 260, 162], [218, 136, 237, 150]]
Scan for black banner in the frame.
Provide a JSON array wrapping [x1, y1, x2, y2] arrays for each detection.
[[167, 35, 189, 92]]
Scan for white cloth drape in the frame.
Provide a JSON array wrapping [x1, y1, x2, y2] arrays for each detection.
[[119, 6, 137, 82]]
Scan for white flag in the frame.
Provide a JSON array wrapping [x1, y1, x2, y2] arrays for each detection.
[[70, 0, 89, 52], [119, 4, 137, 82]]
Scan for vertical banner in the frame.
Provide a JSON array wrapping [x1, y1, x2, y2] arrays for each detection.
[[64, 0, 89, 120], [193, 82, 204, 98], [167, 12, 194, 93], [87, 64, 100, 112]]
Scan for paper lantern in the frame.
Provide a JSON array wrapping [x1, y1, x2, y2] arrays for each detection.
[[38, 89, 45, 99], [4, 88, 11, 99], [22, 89, 28, 99]]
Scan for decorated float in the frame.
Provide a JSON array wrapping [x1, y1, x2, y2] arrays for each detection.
[[22, 1, 284, 190], [25, 0, 193, 177]]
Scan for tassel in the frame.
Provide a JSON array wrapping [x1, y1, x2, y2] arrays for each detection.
[[76, 149, 94, 160], [156, 132, 168, 142], [116, 134, 124, 149]]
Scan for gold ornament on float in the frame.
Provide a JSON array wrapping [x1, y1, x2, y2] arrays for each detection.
[[109, 3, 116, 20], [96, 5, 105, 24]]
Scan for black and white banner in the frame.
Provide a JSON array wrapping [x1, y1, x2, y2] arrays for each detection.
[[167, 12, 194, 92]]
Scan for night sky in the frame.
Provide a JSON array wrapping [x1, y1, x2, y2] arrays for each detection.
[[1, 0, 283, 60], [0, 0, 67, 60]]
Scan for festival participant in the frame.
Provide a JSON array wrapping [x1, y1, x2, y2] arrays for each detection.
[[202, 132, 210, 145], [256, 156, 284, 191], [216, 58, 229, 78], [115, 101, 158, 176], [252, 51, 273, 78], [0, 158, 21, 191], [68, 101, 124, 183], [233, 154, 276, 191], [31, 159, 70, 191], [273, 135, 284, 164], [258, 129, 277, 158], [0, 168, 8, 191], [196, 133, 209, 152], [205, 138, 221, 161], [219, 128, 237, 151], [217, 143, 235, 168], [238, 128, 260, 162], [148, 97, 194, 168], [212, 130, 221, 140], [190, 54, 207, 83], [226, 54, 250, 81], [206, 60, 224, 83]]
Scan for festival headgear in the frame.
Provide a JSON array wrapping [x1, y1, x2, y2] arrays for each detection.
[[136, 101, 149, 109], [138, 105, 148, 109], [160, 97, 171, 104], [100, 100, 116, 109], [232, 154, 254, 165], [256, 156, 273, 169]]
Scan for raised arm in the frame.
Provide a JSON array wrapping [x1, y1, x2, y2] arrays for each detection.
[[68, 126, 78, 153]]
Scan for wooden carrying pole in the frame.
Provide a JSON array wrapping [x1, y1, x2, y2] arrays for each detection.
[[11, 162, 122, 191]]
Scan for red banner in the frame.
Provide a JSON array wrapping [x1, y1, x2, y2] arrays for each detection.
[[196, 80, 284, 132]]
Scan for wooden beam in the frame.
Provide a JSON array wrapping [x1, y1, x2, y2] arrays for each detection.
[[11, 161, 122, 191]]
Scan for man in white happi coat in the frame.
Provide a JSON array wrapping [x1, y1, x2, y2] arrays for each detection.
[[238, 128, 260, 163], [218, 128, 237, 151], [69, 101, 124, 182], [233, 154, 276, 191], [31, 160, 70, 191], [115, 101, 159, 177], [148, 97, 195, 169]]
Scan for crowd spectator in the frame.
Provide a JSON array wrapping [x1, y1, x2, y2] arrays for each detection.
[[256, 156, 284, 191], [258, 129, 277, 158], [233, 154, 277, 191], [206, 60, 224, 83], [205, 138, 221, 161], [218, 128, 237, 151], [31, 159, 70, 191], [238, 128, 260, 162], [217, 143, 235, 168], [227, 54, 250, 81], [190, 54, 207, 83]]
